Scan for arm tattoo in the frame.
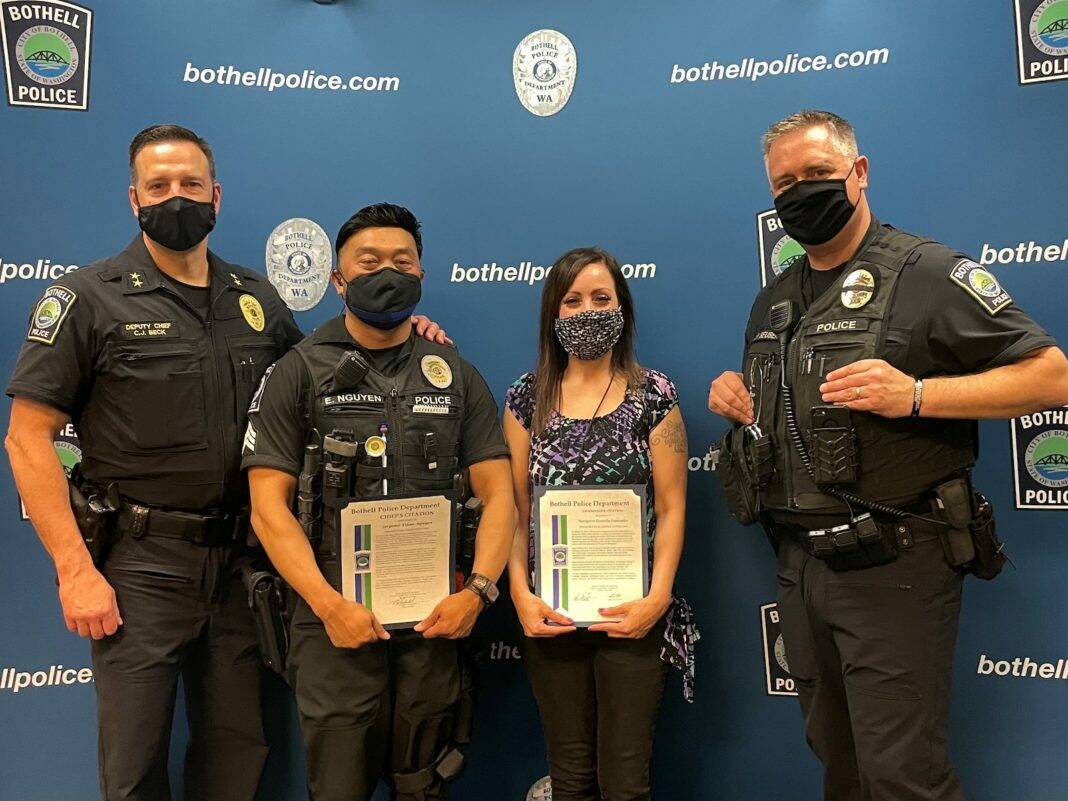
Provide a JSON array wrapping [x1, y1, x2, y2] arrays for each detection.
[[652, 417, 687, 454]]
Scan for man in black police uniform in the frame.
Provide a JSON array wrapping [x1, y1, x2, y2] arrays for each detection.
[[4, 125, 304, 801], [243, 203, 516, 801], [708, 110, 1068, 801]]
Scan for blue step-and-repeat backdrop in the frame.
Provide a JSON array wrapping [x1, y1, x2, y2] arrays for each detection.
[[1, 1, 1066, 799]]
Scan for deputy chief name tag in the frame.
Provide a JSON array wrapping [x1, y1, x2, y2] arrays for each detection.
[[119, 321, 178, 339]]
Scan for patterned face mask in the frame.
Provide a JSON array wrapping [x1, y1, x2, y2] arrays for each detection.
[[553, 308, 624, 360]]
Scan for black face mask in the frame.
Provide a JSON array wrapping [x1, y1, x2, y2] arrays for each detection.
[[773, 161, 859, 246], [342, 268, 422, 330], [137, 195, 217, 252]]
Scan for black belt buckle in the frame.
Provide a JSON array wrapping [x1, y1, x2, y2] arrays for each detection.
[[128, 504, 150, 539]]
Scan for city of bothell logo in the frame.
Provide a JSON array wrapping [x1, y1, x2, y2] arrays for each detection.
[[756, 209, 805, 288], [0, 0, 93, 110], [1015, 0, 1068, 85], [1010, 406, 1068, 509]]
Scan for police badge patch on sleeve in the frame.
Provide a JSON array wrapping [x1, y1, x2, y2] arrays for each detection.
[[27, 285, 77, 344], [948, 260, 1013, 315]]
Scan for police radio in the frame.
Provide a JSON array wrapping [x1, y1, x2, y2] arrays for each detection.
[[332, 350, 370, 393]]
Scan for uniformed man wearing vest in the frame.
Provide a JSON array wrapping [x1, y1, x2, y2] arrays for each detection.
[[5, 125, 304, 800], [243, 203, 516, 801], [708, 110, 1068, 801]]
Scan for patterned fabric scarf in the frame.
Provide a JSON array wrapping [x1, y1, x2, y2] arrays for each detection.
[[662, 595, 701, 703]]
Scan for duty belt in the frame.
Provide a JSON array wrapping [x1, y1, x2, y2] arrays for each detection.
[[117, 502, 247, 546], [771, 501, 945, 571]]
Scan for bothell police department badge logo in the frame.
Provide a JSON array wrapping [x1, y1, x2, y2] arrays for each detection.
[[1015, 0, 1068, 84], [420, 355, 453, 389], [265, 218, 332, 312], [513, 29, 576, 117], [239, 294, 266, 332], [756, 209, 804, 288], [760, 603, 797, 697], [1011, 406, 1068, 509], [840, 268, 875, 309], [526, 776, 552, 801], [1, 0, 92, 110]]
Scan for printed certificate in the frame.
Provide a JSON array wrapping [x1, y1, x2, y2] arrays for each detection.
[[338, 493, 455, 629], [532, 485, 648, 627]]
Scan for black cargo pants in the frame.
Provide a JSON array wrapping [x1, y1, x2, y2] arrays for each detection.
[[91, 530, 268, 801], [776, 526, 965, 801], [288, 596, 461, 801]]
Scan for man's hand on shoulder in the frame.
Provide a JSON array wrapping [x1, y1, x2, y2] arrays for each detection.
[[412, 315, 453, 346]]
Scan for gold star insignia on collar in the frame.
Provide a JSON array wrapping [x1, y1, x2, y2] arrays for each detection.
[[129, 272, 143, 288], [230, 273, 243, 286]]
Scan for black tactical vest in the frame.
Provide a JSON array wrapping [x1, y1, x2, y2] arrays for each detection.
[[744, 226, 976, 517], [294, 331, 467, 573]]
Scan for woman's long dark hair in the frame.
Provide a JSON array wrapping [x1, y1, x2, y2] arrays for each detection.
[[531, 247, 642, 434]]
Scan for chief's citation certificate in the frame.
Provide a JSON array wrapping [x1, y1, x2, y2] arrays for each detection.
[[338, 493, 455, 629]]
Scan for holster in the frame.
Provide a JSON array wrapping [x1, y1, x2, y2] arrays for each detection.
[[454, 644, 476, 746], [67, 466, 119, 568], [235, 558, 290, 677], [932, 476, 976, 567], [967, 492, 1005, 581], [932, 477, 1006, 580], [713, 426, 759, 526]]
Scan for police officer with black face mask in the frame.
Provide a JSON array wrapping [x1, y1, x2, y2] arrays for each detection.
[[243, 203, 516, 801], [708, 110, 1068, 801], [5, 125, 304, 800]]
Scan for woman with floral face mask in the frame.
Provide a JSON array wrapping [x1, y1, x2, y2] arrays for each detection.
[[503, 247, 696, 801]]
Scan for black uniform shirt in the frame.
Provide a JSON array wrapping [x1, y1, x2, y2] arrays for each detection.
[[745, 218, 1056, 377], [241, 315, 509, 478], [6, 236, 304, 511]]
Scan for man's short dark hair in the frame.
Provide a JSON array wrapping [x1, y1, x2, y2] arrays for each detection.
[[335, 203, 423, 257], [129, 124, 216, 184]]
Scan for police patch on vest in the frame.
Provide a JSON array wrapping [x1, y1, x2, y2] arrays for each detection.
[[27, 284, 76, 344], [421, 355, 453, 389], [239, 294, 266, 332], [840, 269, 875, 309], [412, 395, 454, 415], [948, 260, 1012, 315], [247, 363, 275, 414], [811, 318, 871, 335], [753, 329, 778, 342], [118, 321, 178, 339]]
